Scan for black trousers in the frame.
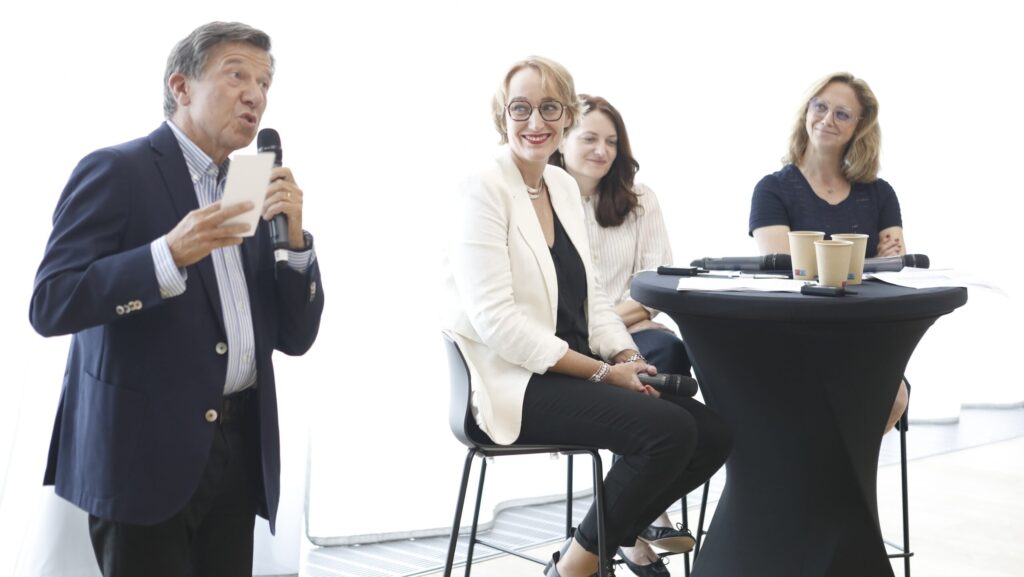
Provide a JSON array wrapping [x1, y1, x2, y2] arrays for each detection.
[[89, 389, 261, 577], [611, 328, 695, 516], [516, 373, 731, 558]]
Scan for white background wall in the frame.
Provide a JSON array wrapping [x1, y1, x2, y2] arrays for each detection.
[[1, 0, 1022, 575]]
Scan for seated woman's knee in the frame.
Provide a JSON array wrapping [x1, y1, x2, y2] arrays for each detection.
[[644, 403, 698, 463]]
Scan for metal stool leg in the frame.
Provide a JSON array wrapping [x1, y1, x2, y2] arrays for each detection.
[[566, 454, 574, 538], [695, 480, 710, 557], [885, 410, 913, 575], [900, 413, 911, 577], [444, 449, 477, 577], [682, 494, 691, 576], [464, 456, 488, 577], [589, 449, 609, 577]]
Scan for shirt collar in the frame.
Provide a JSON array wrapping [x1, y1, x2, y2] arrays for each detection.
[[166, 120, 230, 184]]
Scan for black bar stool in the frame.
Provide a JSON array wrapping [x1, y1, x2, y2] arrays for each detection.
[[441, 332, 611, 577]]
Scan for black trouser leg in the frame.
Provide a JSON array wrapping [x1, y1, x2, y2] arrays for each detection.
[[619, 394, 732, 542], [89, 395, 260, 577], [517, 373, 728, 558]]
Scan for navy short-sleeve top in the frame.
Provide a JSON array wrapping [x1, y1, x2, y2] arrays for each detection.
[[748, 164, 903, 258]]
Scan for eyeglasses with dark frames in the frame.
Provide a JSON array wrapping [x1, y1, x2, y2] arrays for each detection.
[[507, 100, 565, 122]]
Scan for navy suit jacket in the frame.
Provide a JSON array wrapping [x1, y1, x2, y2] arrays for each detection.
[[30, 123, 324, 531]]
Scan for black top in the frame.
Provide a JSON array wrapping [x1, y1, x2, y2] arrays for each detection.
[[549, 212, 590, 355], [748, 164, 903, 257]]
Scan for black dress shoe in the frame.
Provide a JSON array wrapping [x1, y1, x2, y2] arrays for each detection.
[[637, 523, 695, 553], [616, 547, 670, 577]]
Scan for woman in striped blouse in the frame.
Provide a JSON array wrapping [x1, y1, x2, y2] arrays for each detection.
[[550, 94, 694, 577]]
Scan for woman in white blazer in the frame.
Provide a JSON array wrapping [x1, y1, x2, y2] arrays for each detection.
[[444, 56, 730, 577]]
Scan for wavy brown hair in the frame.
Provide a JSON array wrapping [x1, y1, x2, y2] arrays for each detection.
[[786, 72, 881, 183], [549, 94, 640, 227]]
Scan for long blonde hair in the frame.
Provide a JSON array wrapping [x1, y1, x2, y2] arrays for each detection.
[[786, 72, 881, 183]]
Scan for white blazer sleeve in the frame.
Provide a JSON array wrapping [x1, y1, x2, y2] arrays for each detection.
[[448, 173, 568, 374], [585, 263, 637, 361]]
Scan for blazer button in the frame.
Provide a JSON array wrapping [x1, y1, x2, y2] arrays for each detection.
[[205, 409, 218, 423], [115, 305, 126, 316], [215, 342, 228, 355], [309, 281, 317, 303]]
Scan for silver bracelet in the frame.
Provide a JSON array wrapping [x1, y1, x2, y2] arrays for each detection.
[[625, 352, 646, 363], [588, 362, 611, 383]]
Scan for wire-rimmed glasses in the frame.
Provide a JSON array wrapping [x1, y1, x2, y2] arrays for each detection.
[[808, 97, 859, 125]]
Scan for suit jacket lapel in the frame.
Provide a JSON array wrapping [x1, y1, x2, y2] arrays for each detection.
[[148, 124, 226, 332], [498, 153, 559, 324]]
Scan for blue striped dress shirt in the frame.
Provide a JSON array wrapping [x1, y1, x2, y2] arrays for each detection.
[[149, 121, 315, 395]]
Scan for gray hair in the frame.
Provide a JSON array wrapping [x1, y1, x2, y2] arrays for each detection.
[[163, 21, 274, 119]]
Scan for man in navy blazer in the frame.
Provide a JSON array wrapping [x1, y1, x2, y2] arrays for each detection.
[[29, 22, 324, 577]]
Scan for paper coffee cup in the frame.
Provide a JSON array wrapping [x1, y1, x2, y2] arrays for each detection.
[[831, 233, 869, 285], [788, 231, 825, 280], [815, 240, 854, 288]]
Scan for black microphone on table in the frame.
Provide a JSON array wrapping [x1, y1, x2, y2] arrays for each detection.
[[865, 254, 930, 272], [690, 254, 793, 272], [638, 374, 699, 397], [689, 254, 930, 273], [256, 128, 289, 265]]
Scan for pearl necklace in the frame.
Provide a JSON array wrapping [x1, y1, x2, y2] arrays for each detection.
[[526, 179, 545, 200]]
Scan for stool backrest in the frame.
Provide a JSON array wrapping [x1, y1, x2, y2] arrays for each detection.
[[442, 331, 476, 447]]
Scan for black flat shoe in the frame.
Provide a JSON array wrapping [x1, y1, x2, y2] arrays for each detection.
[[545, 533, 614, 577], [637, 523, 695, 553], [545, 532, 575, 577], [544, 551, 563, 577], [616, 547, 670, 577]]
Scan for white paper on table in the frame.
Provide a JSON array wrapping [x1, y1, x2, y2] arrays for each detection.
[[868, 268, 1006, 294], [221, 152, 276, 236], [676, 275, 805, 292]]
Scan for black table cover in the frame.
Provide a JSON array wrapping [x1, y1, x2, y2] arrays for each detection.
[[631, 272, 967, 577]]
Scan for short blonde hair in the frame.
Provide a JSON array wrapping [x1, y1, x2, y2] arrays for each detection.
[[491, 56, 583, 144], [786, 72, 881, 183]]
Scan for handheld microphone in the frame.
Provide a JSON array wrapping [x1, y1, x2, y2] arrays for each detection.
[[691, 253, 930, 274], [638, 374, 699, 397], [690, 254, 791, 272], [862, 254, 930, 272], [257, 128, 289, 264]]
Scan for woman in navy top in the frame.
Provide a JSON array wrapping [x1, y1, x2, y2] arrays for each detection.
[[748, 72, 908, 431]]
